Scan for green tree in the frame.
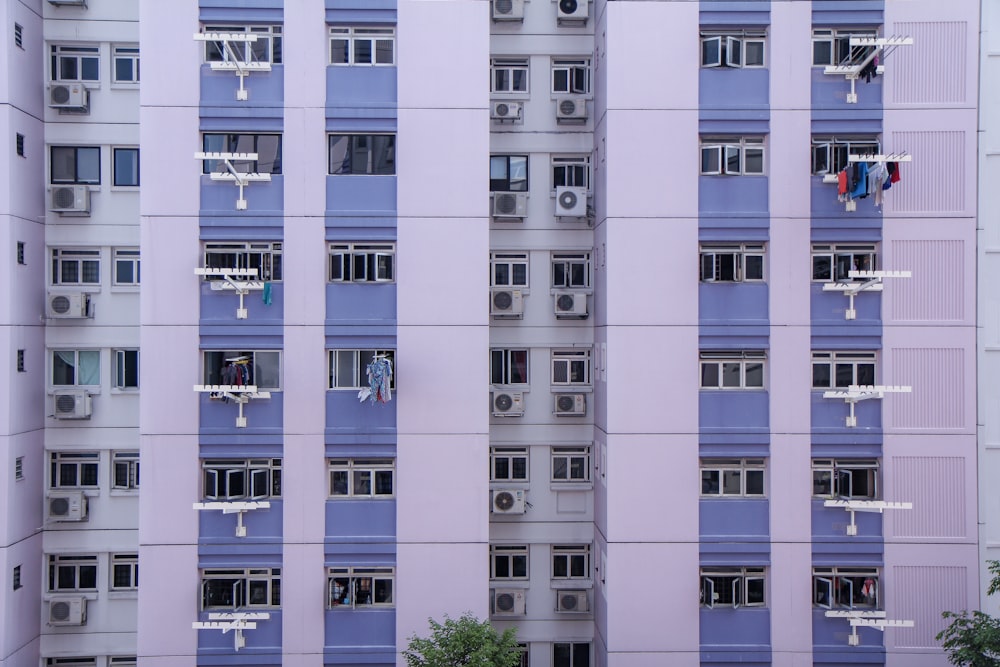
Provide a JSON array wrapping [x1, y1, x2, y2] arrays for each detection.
[[404, 613, 521, 667], [937, 560, 1000, 667]]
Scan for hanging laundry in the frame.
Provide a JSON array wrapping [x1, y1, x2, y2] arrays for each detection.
[[859, 54, 878, 84], [358, 355, 393, 404], [867, 162, 889, 207], [884, 161, 896, 190], [837, 169, 849, 202], [850, 162, 869, 200], [861, 578, 876, 600], [262, 281, 272, 306], [889, 161, 901, 184]]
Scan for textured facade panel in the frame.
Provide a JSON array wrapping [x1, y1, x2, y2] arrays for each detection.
[[890, 22, 967, 104], [889, 565, 966, 648], [889, 456, 965, 538], [890, 239, 964, 321], [889, 348, 965, 429], [889, 131, 964, 212]]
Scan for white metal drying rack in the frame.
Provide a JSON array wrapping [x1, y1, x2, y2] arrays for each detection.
[[822, 270, 912, 320], [194, 267, 263, 319], [823, 499, 913, 536], [823, 36, 914, 103], [193, 32, 271, 100], [193, 612, 271, 651], [824, 610, 914, 646], [825, 153, 912, 211], [192, 501, 271, 537], [194, 152, 272, 210], [822, 384, 912, 427], [193, 383, 272, 428]]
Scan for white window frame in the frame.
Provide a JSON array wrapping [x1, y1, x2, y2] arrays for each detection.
[[811, 243, 878, 282], [328, 349, 395, 390], [203, 458, 282, 501], [329, 243, 395, 283], [329, 458, 395, 498], [203, 350, 282, 391], [552, 155, 591, 190], [202, 133, 282, 175], [699, 243, 765, 282], [112, 45, 140, 83], [113, 248, 140, 286], [700, 31, 767, 68], [329, 26, 395, 66], [109, 659, 138, 667], [811, 28, 878, 67], [812, 350, 877, 389], [491, 348, 529, 386], [112, 147, 140, 187], [328, 134, 396, 175], [491, 252, 529, 288], [46, 660, 97, 667], [51, 349, 101, 388], [491, 447, 528, 482], [551, 58, 590, 94], [552, 349, 591, 386], [111, 451, 140, 491], [203, 241, 282, 282], [700, 351, 766, 390], [110, 553, 139, 591], [50, 44, 99, 83], [700, 567, 766, 608], [553, 643, 590, 667], [50, 451, 99, 489], [114, 349, 139, 391], [328, 566, 395, 608], [490, 544, 529, 580], [811, 136, 880, 175], [700, 137, 766, 176], [491, 58, 529, 94], [552, 545, 590, 580], [700, 458, 766, 497], [48, 554, 98, 593], [203, 25, 282, 64], [490, 154, 529, 192], [201, 567, 281, 610], [51, 248, 100, 286], [813, 567, 880, 610], [812, 458, 879, 499], [50, 146, 100, 185], [551, 252, 591, 289], [552, 446, 591, 482]]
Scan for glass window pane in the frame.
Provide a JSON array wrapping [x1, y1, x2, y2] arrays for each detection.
[[59, 56, 78, 80], [701, 363, 719, 387], [744, 362, 764, 387], [512, 457, 527, 479], [329, 136, 350, 174], [254, 351, 280, 388], [813, 256, 832, 280], [721, 362, 742, 387], [79, 566, 97, 589], [701, 470, 719, 494], [744, 149, 764, 174], [835, 363, 854, 387], [51, 147, 76, 182], [353, 470, 372, 495], [114, 149, 139, 186], [745, 470, 764, 495], [77, 148, 100, 184], [331, 39, 349, 64], [512, 264, 527, 285], [745, 41, 765, 66], [745, 255, 764, 280], [82, 57, 99, 81], [722, 470, 741, 494], [115, 58, 134, 82], [701, 147, 719, 173], [353, 39, 372, 64], [331, 470, 349, 495], [812, 364, 831, 388], [116, 260, 135, 284], [375, 40, 393, 64], [857, 363, 875, 386], [813, 470, 832, 495]]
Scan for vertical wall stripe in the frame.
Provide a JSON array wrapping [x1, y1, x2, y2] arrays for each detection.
[[889, 131, 965, 212], [889, 348, 964, 429], [890, 240, 964, 321], [888, 565, 966, 648], [889, 456, 965, 538], [890, 22, 967, 104]]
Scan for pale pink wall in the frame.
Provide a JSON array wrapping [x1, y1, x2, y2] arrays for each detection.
[[136, 544, 198, 666]]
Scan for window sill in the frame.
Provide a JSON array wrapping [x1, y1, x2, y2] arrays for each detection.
[[49, 285, 101, 292], [111, 389, 140, 395], [48, 387, 100, 395], [549, 287, 592, 295], [46, 592, 98, 602], [107, 590, 138, 600], [549, 385, 593, 393], [552, 581, 593, 590], [108, 489, 139, 497], [110, 185, 140, 192], [492, 385, 530, 392], [50, 487, 101, 496], [549, 482, 592, 492], [110, 285, 140, 293], [109, 83, 140, 90]]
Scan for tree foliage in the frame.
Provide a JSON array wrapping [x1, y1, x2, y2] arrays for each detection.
[[937, 560, 1000, 667], [404, 613, 522, 667]]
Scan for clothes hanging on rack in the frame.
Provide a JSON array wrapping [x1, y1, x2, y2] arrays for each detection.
[[858, 54, 879, 84], [837, 169, 849, 202], [358, 355, 393, 404], [262, 281, 272, 306], [867, 162, 889, 207], [889, 161, 901, 183], [850, 162, 869, 200]]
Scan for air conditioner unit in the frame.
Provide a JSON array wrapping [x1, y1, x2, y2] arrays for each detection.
[[492, 192, 528, 219], [491, 289, 524, 318], [554, 291, 588, 318], [492, 101, 523, 121], [48, 597, 87, 626], [556, 97, 588, 121], [557, 0, 588, 22], [556, 589, 589, 613], [53, 390, 92, 420], [47, 292, 92, 319], [492, 390, 525, 417], [49, 83, 88, 109], [50, 185, 91, 213], [554, 393, 586, 416], [493, 588, 526, 615], [555, 186, 587, 217], [492, 488, 526, 514], [493, 0, 525, 21], [47, 490, 88, 521]]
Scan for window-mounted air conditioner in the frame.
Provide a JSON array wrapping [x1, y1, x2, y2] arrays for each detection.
[[491, 289, 524, 318], [53, 390, 92, 420], [554, 291, 588, 318], [47, 490, 88, 522], [556, 97, 587, 122], [48, 597, 87, 626], [555, 186, 587, 217], [493, 588, 527, 615], [492, 488, 526, 514], [47, 292, 92, 319], [493, 0, 525, 21], [49, 83, 88, 109], [492, 390, 525, 417], [556, 589, 589, 613], [554, 393, 586, 416], [492, 192, 528, 219], [50, 185, 91, 213], [557, 0, 588, 23], [492, 101, 523, 121]]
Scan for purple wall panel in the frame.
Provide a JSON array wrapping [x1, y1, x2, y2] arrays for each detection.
[[327, 176, 397, 215], [325, 500, 395, 540], [811, 287, 881, 324], [197, 611, 282, 651], [887, 565, 967, 649], [700, 177, 769, 214], [888, 239, 964, 322], [811, 393, 882, 432], [699, 69, 769, 110], [888, 456, 965, 539], [810, 179, 885, 218], [700, 608, 771, 646], [201, 177, 285, 214], [813, 610, 884, 650], [325, 608, 395, 650], [200, 393, 284, 432], [812, 502, 883, 539], [887, 131, 964, 213], [699, 284, 769, 324], [700, 392, 770, 432], [700, 499, 769, 538], [888, 22, 968, 105], [201, 284, 284, 325], [198, 501, 283, 541], [200, 65, 285, 112], [886, 348, 964, 430], [327, 67, 397, 115], [811, 69, 883, 110], [326, 284, 396, 325], [326, 392, 396, 434]]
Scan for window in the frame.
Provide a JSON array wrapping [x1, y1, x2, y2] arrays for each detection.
[[811, 136, 880, 175], [700, 458, 766, 497], [552, 446, 590, 482], [17, 241, 25, 265], [328, 134, 395, 175], [17, 350, 25, 373], [701, 567, 766, 608], [328, 567, 394, 607], [112, 451, 140, 490], [50, 45, 99, 82], [517, 644, 529, 667], [203, 350, 281, 391], [52, 350, 100, 387], [329, 243, 394, 283], [204, 25, 282, 64], [699, 243, 765, 282], [13, 565, 21, 590], [50, 452, 99, 489], [47, 660, 96, 667], [812, 458, 878, 499], [114, 349, 139, 390], [701, 137, 765, 175], [552, 252, 590, 288], [48, 555, 98, 592], [814, 567, 879, 609], [552, 58, 590, 93], [201, 568, 281, 610], [701, 31, 766, 68], [491, 545, 528, 580], [812, 351, 876, 388], [490, 155, 528, 192], [491, 447, 528, 482], [113, 148, 139, 186], [552, 155, 590, 189], [14, 457, 23, 481], [16, 133, 24, 157], [202, 134, 281, 174], [553, 643, 589, 667], [330, 27, 395, 65], [111, 554, 138, 591], [700, 351, 766, 389], [113, 46, 140, 83], [492, 58, 529, 93], [110, 659, 138, 667], [50, 146, 100, 184], [812, 28, 878, 67], [51, 248, 100, 285], [203, 459, 282, 500], [491, 252, 528, 287], [204, 241, 282, 282], [14, 24, 23, 49], [552, 545, 590, 579], [113, 248, 140, 285], [552, 350, 590, 385], [329, 350, 395, 390], [491, 349, 529, 386], [811, 244, 877, 282], [329, 458, 394, 498]]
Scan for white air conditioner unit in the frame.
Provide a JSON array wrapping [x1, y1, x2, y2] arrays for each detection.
[[492, 390, 525, 417], [554, 291, 588, 318], [47, 292, 92, 319], [493, 588, 526, 615], [50, 185, 91, 213], [493, 0, 525, 20], [47, 490, 88, 522], [492, 192, 528, 219], [491, 289, 524, 318], [556, 97, 588, 121], [492, 101, 523, 121], [555, 186, 587, 217], [557, 0, 588, 22], [492, 488, 526, 514], [556, 589, 589, 612], [554, 393, 586, 416], [53, 390, 92, 420], [49, 83, 88, 109], [48, 597, 87, 626]]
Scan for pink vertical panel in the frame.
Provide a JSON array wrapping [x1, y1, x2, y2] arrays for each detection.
[[889, 456, 965, 538], [890, 240, 964, 321], [890, 22, 967, 104], [888, 565, 966, 648], [889, 131, 964, 213], [889, 348, 964, 429]]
